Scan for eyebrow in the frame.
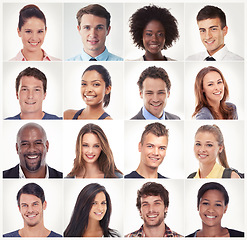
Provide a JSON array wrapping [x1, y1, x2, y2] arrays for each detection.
[[202, 198, 223, 203], [199, 25, 219, 31]]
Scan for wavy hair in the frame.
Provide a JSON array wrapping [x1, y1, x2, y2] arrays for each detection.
[[67, 123, 122, 178]]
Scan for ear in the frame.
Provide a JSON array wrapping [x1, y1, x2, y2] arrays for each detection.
[[43, 92, 47, 100], [167, 91, 170, 98], [18, 205, 21, 213], [106, 26, 111, 36], [105, 86, 111, 95], [16, 91, 19, 100], [138, 142, 142, 152], [219, 145, 223, 153], [77, 25, 81, 32], [164, 206, 168, 213], [46, 140, 49, 152], [223, 26, 228, 37], [17, 27, 21, 37], [224, 204, 228, 214], [43, 200, 47, 210], [140, 90, 143, 99], [16, 143, 19, 153]]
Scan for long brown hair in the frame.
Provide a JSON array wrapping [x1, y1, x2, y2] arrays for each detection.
[[195, 124, 229, 168], [68, 123, 122, 178], [192, 66, 234, 119]]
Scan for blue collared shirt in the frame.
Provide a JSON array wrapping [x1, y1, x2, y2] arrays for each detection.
[[66, 47, 123, 61], [142, 106, 165, 120]]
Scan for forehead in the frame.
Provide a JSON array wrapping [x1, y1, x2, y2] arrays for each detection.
[[197, 17, 222, 28], [18, 126, 45, 141], [19, 76, 43, 87], [195, 131, 217, 141], [82, 133, 100, 142], [201, 189, 225, 202], [143, 132, 168, 144], [82, 70, 104, 81], [80, 14, 107, 26], [141, 194, 163, 203], [144, 20, 165, 31], [94, 191, 106, 201], [143, 77, 167, 90], [20, 193, 41, 204], [21, 17, 46, 28], [203, 71, 222, 82]]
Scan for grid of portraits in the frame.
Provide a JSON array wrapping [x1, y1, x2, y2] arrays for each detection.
[[0, 0, 246, 239]]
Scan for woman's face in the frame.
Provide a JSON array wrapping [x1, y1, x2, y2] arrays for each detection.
[[81, 70, 111, 107], [202, 71, 224, 105], [18, 17, 46, 52], [142, 20, 166, 55], [89, 191, 107, 221], [198, 189, 227, 227], [82, 133, 102, 164], [194, 131, 223, 166]]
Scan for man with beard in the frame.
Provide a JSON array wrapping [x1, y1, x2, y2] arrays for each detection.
[[3, 183, 62, 237], [3, 123, 62, 178], [125, 182, 182, 237], [125, 122, 168, 178]]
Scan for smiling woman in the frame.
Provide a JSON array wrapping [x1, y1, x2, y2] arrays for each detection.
[[10, 4, 60, 61]]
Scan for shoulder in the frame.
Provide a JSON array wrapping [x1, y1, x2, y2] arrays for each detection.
[[157, 172, 168, 178], [3, 230, 20, 237], [186, 52, 205, 61], [187, 172, 197, 179], [48, 231, 62, 237], [185, 230, 198, 237], [124, 171, 143, 178], [107, 52, 123, 61], [127, 56, 145, 61], [114, 171, 123, 178], [226, 102, 237, 110], [48, 166, 63, 178], [166, 56, 176, 61], [196, 107, 214, 120], [63, 109, 78, 119], [131, 109, 144, 120], [4, 113, 21, 120], [165, 112, 180, 120], [66, 54, 83, 61], [43, 112, 62, 120], [224, 51, 244, 61], [3, 165, 19, 178], [227, 228, 244, 237]]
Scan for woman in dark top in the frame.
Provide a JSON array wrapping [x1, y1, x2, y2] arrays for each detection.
[[186, 182, 244, 237], [64, 65, 112, 120]]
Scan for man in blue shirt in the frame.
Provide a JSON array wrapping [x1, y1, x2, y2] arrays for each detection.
[[3, 183, 62, 237], [67, 4, 122, 61], [131, 66, 180, 120]]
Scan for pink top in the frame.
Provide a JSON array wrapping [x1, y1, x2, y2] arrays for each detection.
[[9, 49, 60, 61]]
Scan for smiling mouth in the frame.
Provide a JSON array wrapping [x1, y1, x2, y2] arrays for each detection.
[[149, 157, 160, 162], [94, 212, 104, 216], [29, 41, 40, 46], [198, 154, 207, 159], [213, 91, 222, 95], [147, 213, 158, 219], [84, 95, 96, 99], [88, 39, 99, 45], [86, 154, 95, 159], [151, 103, 162, 107], [205, 40, 215, 44], [25, 102, 36, 105], [205, 215, 216, 219]]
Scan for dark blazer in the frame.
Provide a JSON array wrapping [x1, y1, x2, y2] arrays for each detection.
[[131, 108, 180, 120], [3, 164, 63, 178]]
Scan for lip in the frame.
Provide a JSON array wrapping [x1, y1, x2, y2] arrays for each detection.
[[87, 39, 99, 45], [198, 154, 207, 159], [213, 91, 222, 95], [147, 213, 158, 219], [29, 41, 40, 46], [25, 101, 36, 105], [94, 211, 104, 216], [85, 154, 95, 160], [205, 214, 216, 219], [205, 40, 215, 45], [84, 95, 96, 99]]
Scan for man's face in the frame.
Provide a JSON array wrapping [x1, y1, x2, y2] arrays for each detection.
[[140, 77, 170, 119], [197, 17, 228, 56], [19, 194, 46, 227], [77, 14, 110, 57], [139, 133, 168, 170], [140, 195, 167, 228], [16, 76, 46, 116], [16, 126, 49, 173]]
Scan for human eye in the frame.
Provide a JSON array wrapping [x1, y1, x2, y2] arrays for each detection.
[[35, 88, 41, 92], [218, 80, 223, 84], [216, 203, 222, 207], [145, 32, 152, 37], [93, 82, 101, 87], [81, 82, 87, 86], [83, 26, 90, 30], [199, 29, 205, 33], [102, 201, 107, 205], [212, 27, 218, 31], [94, 144, 100, 148], [160, 146, 166, 151], [38, 30, 44, 33], [25, 30, 31, 33], [158, 91, 165, 95], [158, 32, 164, 37], [195, 142, 201, 146], [207, 144, 213, 147], [147, 144, 153, 148], [21, 87, 28, 91], [96, 25, 104, 30], [82, 144, 88, 147], [202, 202, 209, 205]]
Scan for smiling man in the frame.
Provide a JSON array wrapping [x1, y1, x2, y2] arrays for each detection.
[[187, 5, 243, 61], [125, 182, 182, 237], [3, 122, 62, 178], [3, 183, 62, 237], [67, 4, 122, 61], [131, 66, 180, 120], [5, 67, 61, 120], [125, 122, 169, 179]]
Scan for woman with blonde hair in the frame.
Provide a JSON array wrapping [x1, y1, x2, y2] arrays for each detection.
[[188, 124, 241, 178], [66, 123, 123, 178], [192, 66, 237, 120]]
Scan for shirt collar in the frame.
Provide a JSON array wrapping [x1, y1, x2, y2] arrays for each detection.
[[204, 45, 228, 61], [81, 47, 109, 61], [14, 49, 52, 61], [195, 162, 224, 178], [136, 224, 175, 237], [142, 106, 165, 120], [19, 164, 49, 178]]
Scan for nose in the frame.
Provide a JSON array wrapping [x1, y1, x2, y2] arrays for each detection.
[[27, 205, 34, 212], [27, 90, 33, 99], [152, 93, 159, 102], [85, 86, 92, 94], [205, 30, 212, 39], [30, 32, 39, 41], [153, 147, 159, 155], [151, 33, 158, 42], [89, 28, 96, 37]]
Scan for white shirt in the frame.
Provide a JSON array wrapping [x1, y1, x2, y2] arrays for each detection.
[[186, 45, 243, 61]]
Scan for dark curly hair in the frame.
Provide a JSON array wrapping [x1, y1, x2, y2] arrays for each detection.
[[129, 5, 179, 50]]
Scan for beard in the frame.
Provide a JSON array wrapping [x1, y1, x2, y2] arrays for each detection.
[[143, 215, 164, 228], [24, 154, 42, 172]]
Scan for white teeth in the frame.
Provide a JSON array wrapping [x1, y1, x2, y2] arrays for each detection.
[[151, 103, 161, 107], [27, 155, 38, 159], [27, 214, 36, 218], [30, 42, 39, 46], [150, 157, 158, 161], [147, 215, 157, 218], [84, 95, 95, 99], [206, 215, 216, 219]]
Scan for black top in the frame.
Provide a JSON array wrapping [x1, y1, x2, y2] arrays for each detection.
[[186, 228, 244, 237], [124, 170, 167, 179], [72, 108, 110, 120]]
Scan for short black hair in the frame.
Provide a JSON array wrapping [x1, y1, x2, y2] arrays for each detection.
[[137, 66, 171, 92], [197, 182, 229, 209], [197, 5, 226, 29], [129, 5, 179, 50], [17, 183, 45, 207]]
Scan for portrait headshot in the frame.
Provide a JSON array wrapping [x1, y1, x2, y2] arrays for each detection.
[[185, 3, 244, 61], [124, 180, 184, 237], [125, 3, 184, 61], [63, 61, 124, 119], [184, 62, 244, 120], [2, 121, 63, 178], [124, 121, 184, 179], [63, 179, 123, 237], [125, 62, 183, 120], [64, 3, 123, 61], [3, 3, 62, 61], [3, 62, 63, 120], [184, 121, 244, 179], [3, 180, 63, 237], [62, 120, 124, 178], [185, 180, 244, 237]]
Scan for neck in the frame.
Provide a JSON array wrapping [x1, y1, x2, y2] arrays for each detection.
[[84, 47, 105, 58], [199, 161, 216, 178], [22, 165, 46, 178], [82, 162, 104, 178], [20, 111, 45, 120], [136, 164, 158, 178], [143, 222, 166, 237], [200, 223, 226, 237], [22, 48, 44, 61], [208, 44, 225, 56], [83, 219, 103, 237], [80, 105, 105, 119], [19, 223, 49, 237], [144, 51, 164, 61]]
